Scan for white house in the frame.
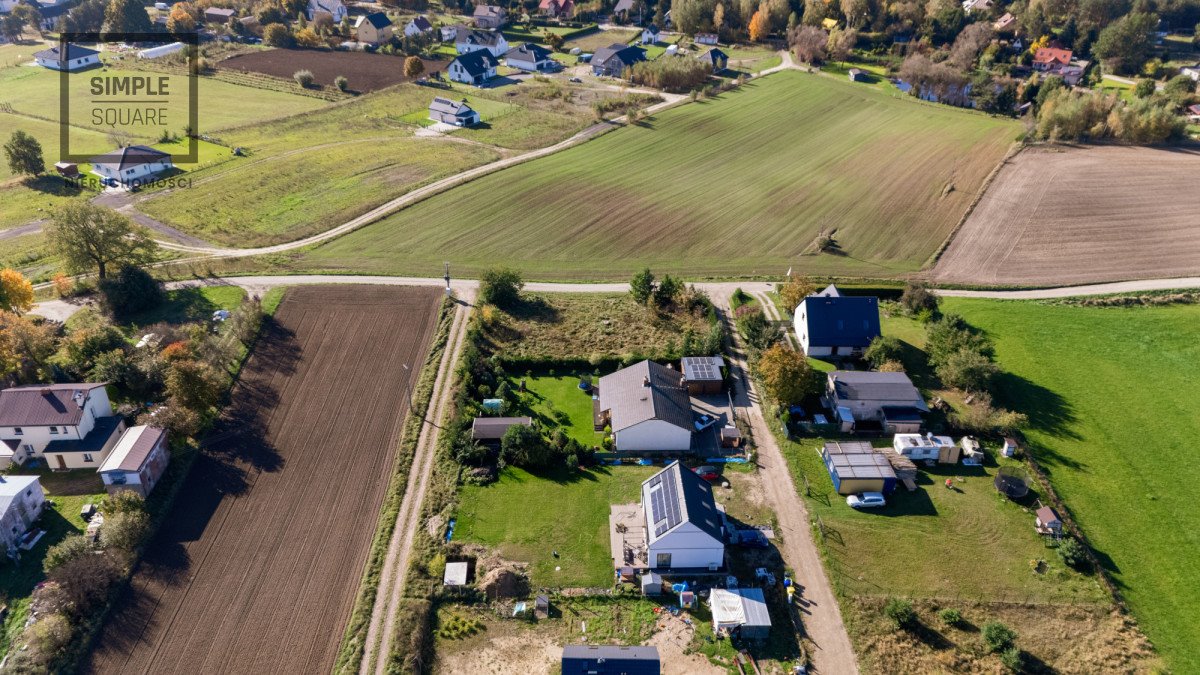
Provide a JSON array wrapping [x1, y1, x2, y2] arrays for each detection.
[[34, 43, 100, 71], [0, 0, 19, 13], [0, 383, 125, 470], [892, 432, 958, 464], [1, 476, 45, 553], [447, 50, 498, 85], [504, 42, 554, 71], [453, 26, 509, 57], [98, 425, 169, 498], [355, 12, 394, 45], [825, 371, 928, 425], [642, 462, 725, 570], [1181, 63, 1200, 82], [90, 145, 174, 187], [428, 97, 480, 126], [793, 284, 881, 357], [641, 24, 660, 44], [472, 4, 506, 29], [404, 15, 434, 37], [597, 360, 694, 453], [306, 0, 346, 22]]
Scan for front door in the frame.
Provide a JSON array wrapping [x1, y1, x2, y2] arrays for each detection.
[[655, 552, 671, 569], [55, 454, 66, 470]]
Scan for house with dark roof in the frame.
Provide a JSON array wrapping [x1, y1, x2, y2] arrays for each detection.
[[641, 461, 725, 570], [472, 3, 506, 29], [562, 645, 660, 675], [641, 24, 660, 44], [591, 43, 647, 77], [453, 26, 509, 57], [505, 42, 554, 71], [34, 43, 100, 72], [355, 12, 393, 44], [470, 416, 531, 441], [0, 383, 125, 470], [203, 7, 235, 23], [539, 0, 574, 19], [429, 97, 481, 126], [306, 0, 346, 22], [597, 360, 694, 453], [792, 284, 880, 357], [404, 15, 434, 37], [98, 425, 169, 498], [90, 145, 173, 187], [825, 371, 928, 425], [447, 49, 499, 85], [0, 475, 45, 553], [698, 46, 727, 71], [613, 0, 636, 17]]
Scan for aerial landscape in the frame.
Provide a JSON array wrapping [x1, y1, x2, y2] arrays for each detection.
[[0, 0, 1197, 672]]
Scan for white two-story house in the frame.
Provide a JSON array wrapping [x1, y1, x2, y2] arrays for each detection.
[[0, 383, 125, 470], [1, 475, 45, 553]]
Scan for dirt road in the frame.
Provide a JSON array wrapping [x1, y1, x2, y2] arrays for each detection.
[[710, 288, 859, 675], [361, 293, 475, 675]]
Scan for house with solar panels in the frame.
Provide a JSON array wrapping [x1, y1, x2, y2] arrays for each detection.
[[639, 461, 726, 570]]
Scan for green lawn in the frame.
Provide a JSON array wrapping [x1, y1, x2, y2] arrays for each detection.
[[455, 465, 656, 587], [563, 28, 638, 53], [0, 112, 112, 182], [121, 285, 246, 328], [0, 40, 49, 70], [0, 470, 107, 656], [300, 70, 1019, 280], [937, 298, 1200, 671], [507, 373, 601, 446]]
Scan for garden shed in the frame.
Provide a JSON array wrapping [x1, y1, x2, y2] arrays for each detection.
[[640, 572, 663, 595], [709, 588, 771, 640], [821, 441, 897, 495]]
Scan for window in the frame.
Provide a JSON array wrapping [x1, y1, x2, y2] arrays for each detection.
[[49, 426, 58, 434], [22, 444, 32, 453], [13, 427, 21, 435], [655, 552, 672, 568], [111, 474, 127, 485], [83, 453, 94, 462]]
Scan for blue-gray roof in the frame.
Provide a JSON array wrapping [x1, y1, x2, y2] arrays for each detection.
[[452, 49, 498, 76], [800, 294, 880, 348], [562, 645, 660, 675], [643, 461, 723, 544]]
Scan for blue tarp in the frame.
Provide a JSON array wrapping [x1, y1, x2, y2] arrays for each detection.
[[444, 518, 456, 542]]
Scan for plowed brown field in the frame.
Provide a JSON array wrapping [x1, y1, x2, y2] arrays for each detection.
[[85, 285, 442, 675], [934, 145, 1200, 286]]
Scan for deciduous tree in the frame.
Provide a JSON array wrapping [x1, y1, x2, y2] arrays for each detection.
[[404, 55, 425, 78], [630, 268, 656, 303], [0, 268, 34, 314], [46, 203, 157, 280], [754, 343, 817, 405], [479, 267, 524, 308], [103, 0, 153, 34], [166, 358, 225, 411], [748, 2, 770, 40], [777, 275, 814, 313], [788, 25, 827, 64], [4, 130, 44, 177]]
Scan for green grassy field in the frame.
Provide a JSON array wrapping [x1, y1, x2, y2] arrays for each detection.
[[455, 465, 657, 587], [300, 70, 1019, 280], [564, 28, 638, 53], [0, 112, 112, 182], [937, 298, 1200, 670], [0, 40, 49, 70], [506, 373, 601, 446]]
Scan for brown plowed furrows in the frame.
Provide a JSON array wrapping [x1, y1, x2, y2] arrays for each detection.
[[85, 285, 443, 675], [933, 145, 1200, 286]]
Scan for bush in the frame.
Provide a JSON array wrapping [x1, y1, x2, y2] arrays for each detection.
[[628, 57, 711, 92], [1057, 536, 1089, 571], [99, 264, 164, 320], [900, 280, 939, 315], [335, 75, 348, 91], [263, 23, 293, 47], [935, 347, 1000, 392], [479, 267, 524, 308], [294, 69, 315, 87], [499, 424, 555, 468], [101, 489, 146, 515], [100, 509, 151, 552], [864, 335, 904, 368], [883, 597, 917, 630], [983, 621, 1017, 653], [999, 646, 1024, 672], [938, 607, 963, 627], [43, 534, 93, 573]]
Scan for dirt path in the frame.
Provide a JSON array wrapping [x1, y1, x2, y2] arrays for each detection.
[[711, 286, 859, 675], [360, 293, 475, 675]]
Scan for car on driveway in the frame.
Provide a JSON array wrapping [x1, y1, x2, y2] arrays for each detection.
[[694, 414, 719, 431], [693, 465, 719, 481], [569, 76, 582, 82], [846, 492, 886, 509]]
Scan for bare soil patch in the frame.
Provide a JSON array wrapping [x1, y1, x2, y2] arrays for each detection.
[[221, 49, 446, 92], [934, 145, 1200, 286], [85, 285, 443, 674]]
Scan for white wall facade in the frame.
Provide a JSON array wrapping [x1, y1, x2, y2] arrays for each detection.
[[36, 53, 100, 71], [92, 158, 173, 186], [0, 388, 112, 461], [1, 479, 45, 550], [614, 419, 691, 453], [648, 523, 723, 569]]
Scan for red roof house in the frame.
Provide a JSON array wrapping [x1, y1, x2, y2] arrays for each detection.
[[1033, 47, 1072, 71], [539, 0, 574, 17]]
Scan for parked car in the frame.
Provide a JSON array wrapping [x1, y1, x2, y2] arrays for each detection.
[[732, 529, 769, 548], [568, 76, 582, 82], [694, 414, 718, 431], [693, 465, 719, 481], [846, 492, 886, 509]]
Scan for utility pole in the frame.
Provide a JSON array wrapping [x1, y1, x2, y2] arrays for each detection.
[[444, 262, 451, 297]]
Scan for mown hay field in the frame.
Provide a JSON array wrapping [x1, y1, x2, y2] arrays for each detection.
[[934, 145, 1200, 287], [86, 285, 442, 675], [299, 70, 1020, 280]]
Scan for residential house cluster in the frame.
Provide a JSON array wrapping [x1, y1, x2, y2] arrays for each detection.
[[1033, 46, 1089, 86]]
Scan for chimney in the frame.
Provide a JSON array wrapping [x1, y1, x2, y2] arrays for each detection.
[[642, 376, 650, 387], [73, 390, 86, 408]]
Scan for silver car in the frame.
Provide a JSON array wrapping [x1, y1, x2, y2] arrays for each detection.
[[846, 492, 886, 509]]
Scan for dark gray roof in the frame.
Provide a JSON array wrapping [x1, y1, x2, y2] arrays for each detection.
[[829, 371, 926, 409], [598, 360, 692, 433], [360, 12, 392, 28], [562, 645, 660, 674], [34, 43, 100, 64], [90, 145, 171, 172], [473, 4, 505, 18], [44, 416, 122, 454], [451, 49, 499, 76], [593, 43, 647, 69], [454, 26, 504, 47], [643, 461, 723, 544], [821, 442, 896, 480], [700, 47, 728, 64], [409, 15, 433, 30], [471, 416, 531, 440], [429, 97, 475, 115], [0, 383, 106, 427], [681, 356, 723, 382], [881, 406, 924, 422], [505, 42, 551, 61], [800, 292, 880, 348]]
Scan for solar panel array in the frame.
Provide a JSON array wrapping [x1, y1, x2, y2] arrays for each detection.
[[682, 357, 721, 381], [646, 472, 682, 537]]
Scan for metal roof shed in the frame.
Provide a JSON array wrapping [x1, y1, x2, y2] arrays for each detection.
[[709, 587, 771, 640], [562, 645, 660, 675], [443, 561, 469, 586]]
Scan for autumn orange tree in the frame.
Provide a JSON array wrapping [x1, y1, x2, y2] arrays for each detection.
[[754, 343, 819, 406], [749, 2, 770, 42], [0, 268, 34, 314], [777, 274, 815, 314], [404, 56, 425, 79]]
